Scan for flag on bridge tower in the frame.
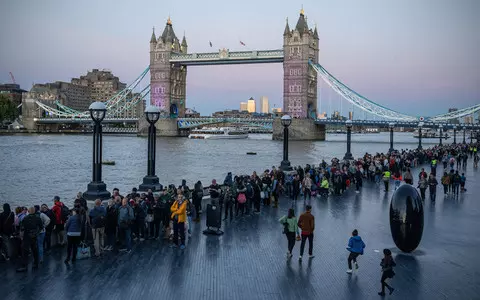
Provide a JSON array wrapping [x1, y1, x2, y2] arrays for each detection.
[[240, 41, 246, 46], [209, 41, 213, 47]]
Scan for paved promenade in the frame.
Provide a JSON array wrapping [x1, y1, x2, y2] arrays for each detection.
[[1, 164, 479, 300]]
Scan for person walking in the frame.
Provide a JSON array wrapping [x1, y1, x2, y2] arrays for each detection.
[[382, 169, 391, 192], [346, 229, 366, 274], [441, 172, 450, 195], [89, 199, 106, 257], [428, 173, 439, 202], [378, 249, 396, 296], [279, 208, 300, 259], [418, 175, 428, 200], [297, 205, 315, 261]]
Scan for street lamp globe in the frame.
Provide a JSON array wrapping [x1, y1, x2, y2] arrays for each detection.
[[345, 119, 353, 128], [281, 115, 292, 127], [463, 126, 466, 130], [145, 106, 161, 123], [89, 101, 107, 122], [389, 122, 395, 129]]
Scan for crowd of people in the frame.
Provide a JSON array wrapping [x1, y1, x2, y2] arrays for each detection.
[[0, 141, 477, 294]]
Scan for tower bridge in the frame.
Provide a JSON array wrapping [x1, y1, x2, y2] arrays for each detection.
[[21, 9, 480, 138]]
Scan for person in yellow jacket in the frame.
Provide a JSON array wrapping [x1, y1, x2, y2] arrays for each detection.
[[382, 170, 391, 192], [170, 194, 187, 249], [319, 178, 329, 196]]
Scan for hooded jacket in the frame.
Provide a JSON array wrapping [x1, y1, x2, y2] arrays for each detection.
[[347, 235, 366, 254], [0, 203, 15, 236]]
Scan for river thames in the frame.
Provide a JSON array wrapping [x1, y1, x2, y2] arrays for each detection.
[[0, 132, 438, 207]]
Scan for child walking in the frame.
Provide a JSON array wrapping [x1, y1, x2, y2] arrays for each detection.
[[346, 229, 365, 274], [379, 249, 396, 296]]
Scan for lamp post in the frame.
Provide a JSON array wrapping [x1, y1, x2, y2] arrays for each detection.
[[471, 128, 474, 144], [280, 115, 293, 171], [389, 122, 395, 153], [438, 124, 443, 146], [344, 120, 354, 160], [452, 125, 457, 144], [83, 101, 111, 201], [418, 122, 423, 150], [463, 126, 466, 144], [139, 106, 162, 191]]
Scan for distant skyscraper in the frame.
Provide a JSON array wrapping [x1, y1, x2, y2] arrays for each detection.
[[348, 111, 353, 120], [260, 96, 269, 114], [272, 107, 282, 113], [247, 97, 256, 113], [240, 102, 248, 111]]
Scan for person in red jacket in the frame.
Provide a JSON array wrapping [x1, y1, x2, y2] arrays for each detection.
[[51, 196, 66, 246]]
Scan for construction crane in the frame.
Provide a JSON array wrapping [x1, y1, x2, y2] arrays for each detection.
[[9, 72, 16, 84]]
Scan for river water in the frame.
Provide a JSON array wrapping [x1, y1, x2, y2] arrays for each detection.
[[0, 132, 439, 208]]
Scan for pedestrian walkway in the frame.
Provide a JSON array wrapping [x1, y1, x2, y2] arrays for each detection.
[[1, 165, 479, 300]]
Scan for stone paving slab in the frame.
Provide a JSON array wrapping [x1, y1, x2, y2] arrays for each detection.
[[1, 164, 479, 300]]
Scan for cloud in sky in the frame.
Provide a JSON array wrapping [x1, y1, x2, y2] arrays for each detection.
[[0, 0, 478, 116]]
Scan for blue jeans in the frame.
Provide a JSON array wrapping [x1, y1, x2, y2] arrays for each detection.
[[37, 232, 45, 261], [121, 228, 131, 250]]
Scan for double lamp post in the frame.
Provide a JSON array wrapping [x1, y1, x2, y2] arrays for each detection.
[[83, 104, 163, 201]]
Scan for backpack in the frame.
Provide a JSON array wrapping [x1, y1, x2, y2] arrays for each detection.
[[237, 193, 247, 204], [92, 214, 106, 229], [282, 220, 289, 234], [61, 205, 70, 222], [246, 184, 254, 198]]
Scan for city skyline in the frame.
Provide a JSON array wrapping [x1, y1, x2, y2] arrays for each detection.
[[0, 0, 479, 116]]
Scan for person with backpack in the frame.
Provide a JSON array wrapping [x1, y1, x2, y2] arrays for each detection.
[[118, 198, 135, 253], [245, 180, 254, 214], [279, 208, 300, 260], [40, 204, 56, 253], [104, 199, 118, 250], [346, 229, 366, 274], [89, 199, 106, 257], [17, 207, 43, 272], [235, 178, 247, 216], [193, 181, 204, 222], [34, 205, 50, 264], [51, 196, 69, 247], [223, 186, 234, 221]]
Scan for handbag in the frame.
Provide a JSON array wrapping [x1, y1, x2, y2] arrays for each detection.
[[146, 214, 154, 223], [260, 191, 266, 199], [76, 241, 91, 260]]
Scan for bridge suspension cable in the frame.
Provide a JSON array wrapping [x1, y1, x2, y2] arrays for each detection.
[[310, 61, 418, 122], [429, 104, 480, 122], [34, 67, 150, 119]]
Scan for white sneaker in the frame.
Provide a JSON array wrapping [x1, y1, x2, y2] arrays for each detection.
[[286, 252, 293, 259], [346, 269, 353, 274], [355, 191, 360, 193], [309, 255, 315, 259], [299, 256, 302, 261]]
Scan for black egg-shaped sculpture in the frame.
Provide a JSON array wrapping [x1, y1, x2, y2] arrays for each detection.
[[390, 184, 424, 252]]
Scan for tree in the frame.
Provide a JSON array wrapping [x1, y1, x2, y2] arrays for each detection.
[[0, 94, 18, 124]]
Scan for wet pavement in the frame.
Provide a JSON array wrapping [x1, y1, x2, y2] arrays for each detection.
[[1, 163, 479, 300]]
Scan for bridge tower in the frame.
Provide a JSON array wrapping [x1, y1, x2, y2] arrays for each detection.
[[274, 9, 324, 140], [149, 17, 187, 117]]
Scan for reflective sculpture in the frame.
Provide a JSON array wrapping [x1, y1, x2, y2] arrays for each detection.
[[389, 184, 424, 252]]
